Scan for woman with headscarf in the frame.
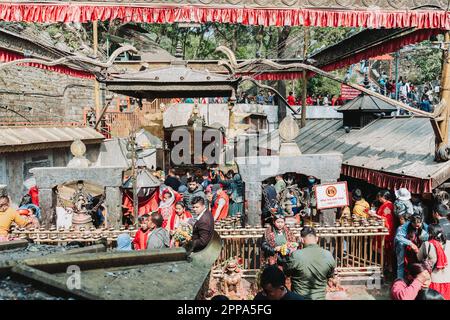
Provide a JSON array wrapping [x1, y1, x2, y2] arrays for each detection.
[[261, 210, 296, 268], [158, 187, 182, 229], [417, 224, 450, 299], [167, 202, 192, 233]]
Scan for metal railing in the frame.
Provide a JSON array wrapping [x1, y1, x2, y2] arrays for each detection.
[[212, 224, 388, 279]]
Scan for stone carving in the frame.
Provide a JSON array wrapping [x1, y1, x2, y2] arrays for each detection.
[[413, 0, 447, 7], [308, 0, 332, 6], [278, 116, 299, 142], [281, 0, 298, 5], [70, 180, 94, 229], [221, 260, 243, 299], [67, 139, 91, 168], [48, 0, 446, 10], [387, 0, 411, 8], [335, 0, 354, 6]]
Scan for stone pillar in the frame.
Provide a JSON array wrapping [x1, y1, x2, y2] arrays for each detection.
[[320, 208, 336, 226], [246, 182, 262, 227], [105, 187, 122, 228], [39, 188, 54, 226]]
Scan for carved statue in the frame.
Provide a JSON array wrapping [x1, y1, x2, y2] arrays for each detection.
[[70, 180, 93, 229], [222, 260, 243, 299], [277, 176, 312, 218]]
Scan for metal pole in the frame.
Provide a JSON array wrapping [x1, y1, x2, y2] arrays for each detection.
[[301, 27, 309, 128]]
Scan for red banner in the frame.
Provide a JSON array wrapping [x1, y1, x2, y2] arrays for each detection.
[[340, 84, 361, 100], [0, 5, 447, 30]]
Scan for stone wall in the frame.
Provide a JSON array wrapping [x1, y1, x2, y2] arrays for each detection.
[[0, 65, 94, 123], [1, 144, 100, 208]]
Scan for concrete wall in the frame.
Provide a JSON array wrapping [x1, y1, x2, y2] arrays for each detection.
[[0, 144, 100, 208], [163, 103, 280, 131], [0, 65, 94, 123]]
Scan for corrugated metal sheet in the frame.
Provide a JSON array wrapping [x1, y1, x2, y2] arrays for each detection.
[[336, 94, 398, 112], [0, 126, 104, 148], [295, 117, 450, 184]]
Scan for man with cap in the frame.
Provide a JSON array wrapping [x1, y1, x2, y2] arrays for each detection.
[[284, 227, 335, 300], [352, 189, 370, 219], [394, 188, 414, 225], [211, 184, 229, 221], [433, 204, 450, 241], [394, 214, 429, 279]]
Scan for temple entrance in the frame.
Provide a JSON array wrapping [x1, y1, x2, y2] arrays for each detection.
[[54, 180, 107, 231], [261, 173, 322, 227]]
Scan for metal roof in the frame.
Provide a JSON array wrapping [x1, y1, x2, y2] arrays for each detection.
[[0, 126, 104, 152], [337, 94, 398, 112], [102, 66, 240, 99], [295, 117, 450, 187]]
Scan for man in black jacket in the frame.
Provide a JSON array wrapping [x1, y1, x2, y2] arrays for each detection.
[[164, 168, 181, 192], [433, 204, 450, 240], [187, 196, 214, 253]]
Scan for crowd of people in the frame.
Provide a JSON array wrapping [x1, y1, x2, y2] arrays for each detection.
[[338, 186, 450, 300], [376, 74, 438, 114], [118, 167, 245, 252]]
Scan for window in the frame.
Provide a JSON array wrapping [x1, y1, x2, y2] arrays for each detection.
[[23, 152, 53, 181]]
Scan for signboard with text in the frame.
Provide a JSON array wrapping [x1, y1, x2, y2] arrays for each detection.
[[314, 182, 349, 210]]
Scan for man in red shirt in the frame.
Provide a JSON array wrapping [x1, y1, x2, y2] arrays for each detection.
[[287, 92, 296, 106]]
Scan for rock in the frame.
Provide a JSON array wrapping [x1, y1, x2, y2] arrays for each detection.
[[27, 246, 40, 252]]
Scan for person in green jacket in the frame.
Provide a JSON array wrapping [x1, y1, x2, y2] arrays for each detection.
[[284, 226, 335, 300]]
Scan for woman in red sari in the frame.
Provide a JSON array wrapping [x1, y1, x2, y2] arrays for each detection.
[[371, 190, 395, 273], [158, 187, 182, 229], [167, 202, 192, 233]]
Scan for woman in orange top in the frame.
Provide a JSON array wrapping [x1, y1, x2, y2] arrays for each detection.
[[211, 184, 229, 221]]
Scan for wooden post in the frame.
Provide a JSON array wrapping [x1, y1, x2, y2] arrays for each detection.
[[435, 32, 450, 161], [93, 20, 101, 120], [301, 27, 309, 128]]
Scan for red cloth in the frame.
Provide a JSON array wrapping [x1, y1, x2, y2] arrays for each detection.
[[168, 210, 192, 231], [376, 201, 395, 249], [287, 95, 296, 106], [342, 164, 433, 194], [429, 282, 450, 300], [122, 188, 160, 218], [212, 192, 229, 221], [28, 186, 39, 207], [0, 5, 448, 30], [132, 229, 150, 250], [429, 239, 448, 270], [0, 48, 94, 79]]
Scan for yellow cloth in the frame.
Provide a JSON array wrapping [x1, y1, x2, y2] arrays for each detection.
[[352, 199, 370, 219], [0, 207, 28, 237]]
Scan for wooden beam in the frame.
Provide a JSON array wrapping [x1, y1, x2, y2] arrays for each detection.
[[0, 244, 106, 275], [22, 248, 187, 273], [10, 264, 101, 300]]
